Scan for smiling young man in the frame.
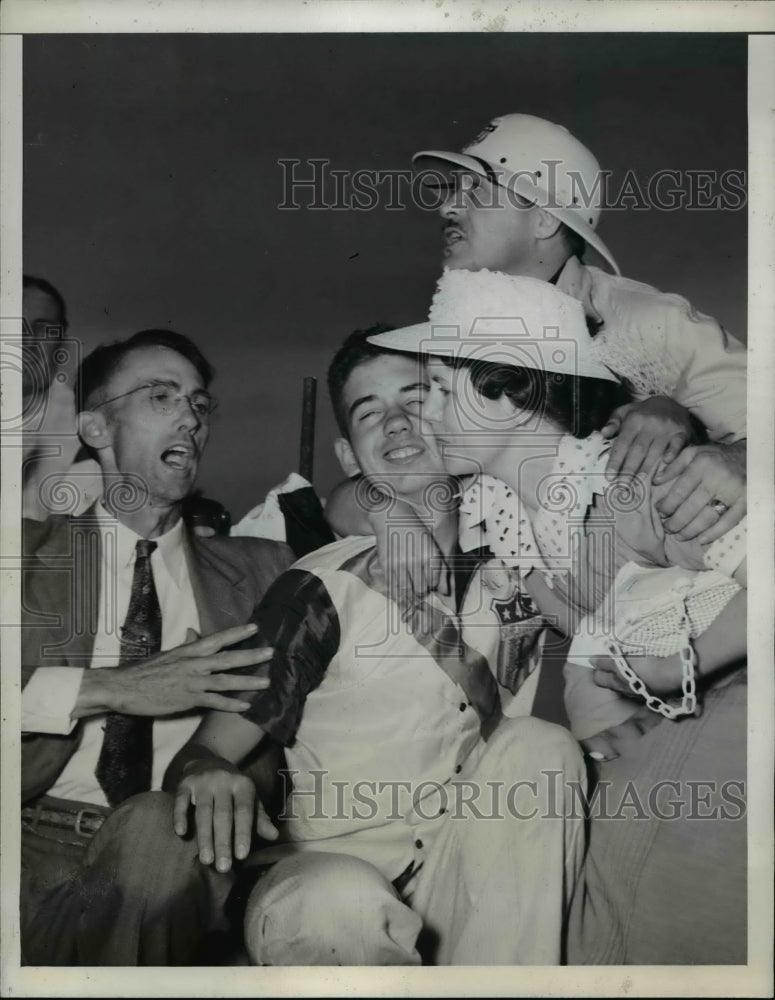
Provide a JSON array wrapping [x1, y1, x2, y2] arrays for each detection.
[[20, 329, 294, 965], [165, 329, 587, 967]]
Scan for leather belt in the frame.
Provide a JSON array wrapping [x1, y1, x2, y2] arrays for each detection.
[[22, 801, 109, 838]]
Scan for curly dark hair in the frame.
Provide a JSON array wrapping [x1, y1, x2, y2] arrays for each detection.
[[442, 355, 632, 438], [327, 324, 419, 437]]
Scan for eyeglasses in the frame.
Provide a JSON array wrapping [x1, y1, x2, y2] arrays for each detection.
[[93, 381, 218, 422]]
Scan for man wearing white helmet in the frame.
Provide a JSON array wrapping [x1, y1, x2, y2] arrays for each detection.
[[413, 113, 747, 545]]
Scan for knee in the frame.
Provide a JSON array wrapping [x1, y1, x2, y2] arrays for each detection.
[[85, 791, 198, 888], [245, 853, 422, 966], [88, 791, 178, 861], [116, 789, 175, 829], [480, 717, 585, 783]]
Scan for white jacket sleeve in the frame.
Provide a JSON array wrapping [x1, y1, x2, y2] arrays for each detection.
[[660, 296, 747, 444], [588, 265, 747, 444]]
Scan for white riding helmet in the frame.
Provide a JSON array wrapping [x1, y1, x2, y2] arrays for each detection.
[[413, 113, 620, 276]]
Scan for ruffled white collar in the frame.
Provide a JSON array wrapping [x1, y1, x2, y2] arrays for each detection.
[[458, 432, 611, 587]]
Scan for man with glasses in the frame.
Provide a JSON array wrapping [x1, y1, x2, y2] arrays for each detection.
[[21, 275, 237, 535], [20, 329, 295, 965]]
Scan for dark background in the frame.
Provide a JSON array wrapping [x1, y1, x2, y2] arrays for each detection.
[[23, 32, 747, 521]]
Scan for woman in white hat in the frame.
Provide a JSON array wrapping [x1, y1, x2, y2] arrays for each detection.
[[368, 267, 747, 965]]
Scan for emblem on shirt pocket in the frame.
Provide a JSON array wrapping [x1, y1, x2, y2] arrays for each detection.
[[490, 590, 546, 695]]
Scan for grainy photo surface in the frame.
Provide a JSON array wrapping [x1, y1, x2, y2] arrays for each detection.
[[1, 3, 773, 997]]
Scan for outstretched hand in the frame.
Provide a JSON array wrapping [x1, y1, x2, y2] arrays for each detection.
[[74, 623, 273, 718]]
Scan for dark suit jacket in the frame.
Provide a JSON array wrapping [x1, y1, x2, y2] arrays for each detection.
[[21, 508, 295, 804]]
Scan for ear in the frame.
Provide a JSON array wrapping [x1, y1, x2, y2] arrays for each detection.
[[533, 207, 563, 241], [334, 437, 362, 478], [77, 410, 112, 451], [494, 391, 525, 424]]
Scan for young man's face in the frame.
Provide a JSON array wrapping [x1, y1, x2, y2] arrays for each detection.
[[336, 353, 448, 505], [88, 345, 211, 507], [439, 171, 538, 276]]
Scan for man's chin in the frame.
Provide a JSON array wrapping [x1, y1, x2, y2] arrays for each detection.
[[155, 469, 198, 505]]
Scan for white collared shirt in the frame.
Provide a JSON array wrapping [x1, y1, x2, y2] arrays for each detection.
[[241, 534, 502, 880], [22, 503, 202, 806]]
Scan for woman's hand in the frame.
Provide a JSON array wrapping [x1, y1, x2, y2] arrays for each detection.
[[652, 440, 746, 543]]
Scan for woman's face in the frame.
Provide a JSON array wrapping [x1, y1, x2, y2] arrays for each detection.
[[423, 357, 522, 477]]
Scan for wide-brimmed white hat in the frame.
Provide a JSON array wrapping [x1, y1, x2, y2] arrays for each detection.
[[413, 113, 620, 276], [368, 268, 619, 383]]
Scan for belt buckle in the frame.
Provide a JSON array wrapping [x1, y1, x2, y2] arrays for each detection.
[[74, 807, 104, 837]]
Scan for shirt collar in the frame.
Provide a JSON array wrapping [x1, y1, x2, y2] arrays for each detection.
[[457, 434, 613, 585], [96, 503, 187, 586], [555, 255, 604, 327]]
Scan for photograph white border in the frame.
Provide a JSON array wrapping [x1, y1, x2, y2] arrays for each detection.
[[1, 2, 773, 997]]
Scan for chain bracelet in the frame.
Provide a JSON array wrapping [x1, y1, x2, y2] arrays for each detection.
[[607, 609, 698, 720]]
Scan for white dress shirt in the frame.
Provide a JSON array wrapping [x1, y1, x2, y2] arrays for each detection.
[[22, 503, 202, 806]]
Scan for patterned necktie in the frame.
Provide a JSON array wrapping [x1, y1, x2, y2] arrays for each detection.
[[95, 538, 162, 806]]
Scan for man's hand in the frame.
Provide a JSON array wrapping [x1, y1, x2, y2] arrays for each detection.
[[591, 651, 683, 698], [652, 440, 746, 543], [173, 755, 278, 872], [370, 499, 451, 602], [74, 623, 273, 718], [602, 396, 695, 480]]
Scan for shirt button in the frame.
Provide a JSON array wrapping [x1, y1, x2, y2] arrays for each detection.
[[459, 702, 467, 712], [455, 765, 462, 774], [415, 839, 423, 850]]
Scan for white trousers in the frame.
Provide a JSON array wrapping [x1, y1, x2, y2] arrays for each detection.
[[245, 717, 587, 965]]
